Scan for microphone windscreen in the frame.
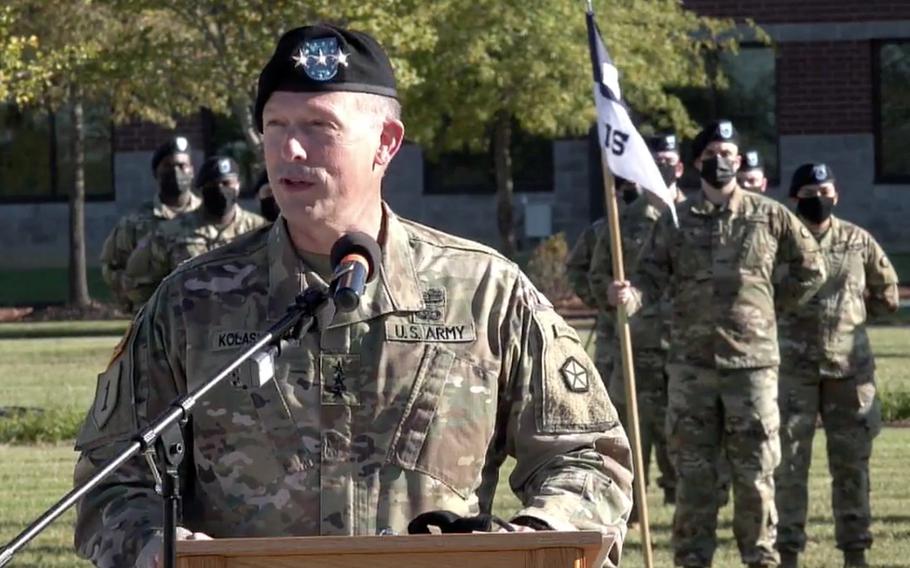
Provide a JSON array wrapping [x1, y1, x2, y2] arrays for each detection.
[[330, 232, 382, 282]]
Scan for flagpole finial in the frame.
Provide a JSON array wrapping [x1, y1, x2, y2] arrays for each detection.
[[586, 0, 594, 14]]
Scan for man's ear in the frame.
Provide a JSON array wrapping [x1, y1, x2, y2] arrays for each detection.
[[375, 119, 405, 168]]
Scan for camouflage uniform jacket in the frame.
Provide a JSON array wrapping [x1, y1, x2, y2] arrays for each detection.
[[629, 187, 827, 369], [124, 206, 267, 305], [590, 198, 667, 350], [566, 217, 606, 308], [99, 193, 201, 308], [778, 216, 899, 377], [73, 206, 634, 567]]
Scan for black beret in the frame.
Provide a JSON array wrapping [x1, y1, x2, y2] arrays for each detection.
[[150, 136, 190, 172], [739, 150, 764, 173], [646, 133, 679, 154], [691, 119, 739, 161], [194, 156, 240, 188], [254, 24, 398, 132], [789, 162, 836, 197]]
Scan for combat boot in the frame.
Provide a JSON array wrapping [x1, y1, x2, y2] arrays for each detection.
[[843, 549, 868, 568], [779, 550, 798, 568]]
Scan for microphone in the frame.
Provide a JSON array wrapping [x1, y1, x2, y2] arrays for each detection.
[[329, 232, 382, 312]]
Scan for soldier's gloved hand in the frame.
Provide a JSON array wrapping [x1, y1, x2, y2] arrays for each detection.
[[607, 280, 634, 307], [408, 511, 516, 534]]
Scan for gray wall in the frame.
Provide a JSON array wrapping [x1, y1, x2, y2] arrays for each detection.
[[2, 135, 907, 270]]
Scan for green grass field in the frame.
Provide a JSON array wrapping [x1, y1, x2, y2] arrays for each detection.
[[1, 323, 909, 567]]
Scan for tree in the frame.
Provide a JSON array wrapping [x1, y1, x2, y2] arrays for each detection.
[[2, 0, 205, 308], [404, 0, 740, 256], [108, 0, 440, 160]]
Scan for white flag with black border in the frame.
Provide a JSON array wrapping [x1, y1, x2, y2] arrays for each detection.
[[586, 9, 677, 224]]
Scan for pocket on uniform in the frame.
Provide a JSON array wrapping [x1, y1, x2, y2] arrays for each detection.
[[856, 378, 882, 439], [388, 344, 497, 498]]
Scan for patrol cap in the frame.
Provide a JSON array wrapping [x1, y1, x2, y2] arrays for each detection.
[[789, 162, 836, 197], [194, 156, 240, 188], [646, 133, 679, 154], [150, 136, 190, 172], [739, 149, 764, 173], [255, 24, 398, 132], [691, 119, 739, 161]]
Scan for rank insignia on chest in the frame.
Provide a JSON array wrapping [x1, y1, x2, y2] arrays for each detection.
[[320, 353, 361, 406], [560, 357, 590, 393]]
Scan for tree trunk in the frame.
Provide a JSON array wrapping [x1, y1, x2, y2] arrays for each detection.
[[493, 111, 516, 258], [68, 89, 91, 307], [232, 95, 262, 161]]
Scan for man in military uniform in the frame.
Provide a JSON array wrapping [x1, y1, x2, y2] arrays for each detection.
[[565, 217, 610, 385], [738, 150, 768, 194], [123, 156, 267, 305], [608, 120, 827, 568], [99, 137, 200, 312], [73, 24, 634, 568], [589, 133, 686, 522], [775, 163, 898, 568]]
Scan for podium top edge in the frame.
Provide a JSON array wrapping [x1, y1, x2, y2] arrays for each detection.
[[177, 530, 606, 557]]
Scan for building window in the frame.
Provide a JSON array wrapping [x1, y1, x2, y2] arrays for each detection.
[[0, 103, 114, 202], [875, 40, 910, 183], [424, 125, 554, 194], [675, 45, 778, 187]]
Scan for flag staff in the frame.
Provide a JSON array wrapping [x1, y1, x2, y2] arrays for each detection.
[[587, 3, 654, 565]]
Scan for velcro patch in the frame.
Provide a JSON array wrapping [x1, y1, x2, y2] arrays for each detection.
[[385, 321, 476, 343]]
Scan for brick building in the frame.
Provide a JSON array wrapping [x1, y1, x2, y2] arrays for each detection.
[[0, 2, 907, 271]]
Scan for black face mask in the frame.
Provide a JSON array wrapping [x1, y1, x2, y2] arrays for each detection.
[[202, 183, 237, 219], [658, 162, 677, 186], [259, 196, 280, 222], [621, 187, 639, 204], [797, 196, 834, 225], [159, 168, 193, 200], [699, 155, 737, 189]]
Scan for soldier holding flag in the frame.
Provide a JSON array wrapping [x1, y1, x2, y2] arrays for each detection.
[[608, 120, 827, 568]]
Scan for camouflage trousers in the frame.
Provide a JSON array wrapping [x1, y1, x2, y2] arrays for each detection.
[[666, 364, 781, 567], [593, 313, 613, 384], [609, 349, 675, 523], [774, 370, 881, 554]]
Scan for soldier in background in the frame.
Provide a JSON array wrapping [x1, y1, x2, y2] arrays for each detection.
[[565, 216, 610, 384], [255, 171, 281, 222], [608, 120, 827, 568], [73, 24, 633, 568], [738, 149, 768, 193], [775, 163, 898, 568], [99, 136, 199, 312], [589, 133, 686, 524], [123, 156, 266, 305]]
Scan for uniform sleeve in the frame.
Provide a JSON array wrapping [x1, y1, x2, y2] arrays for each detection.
[[100, 220, 134, 306], [588, 225, 615, 313], [863, 233, 900, 316], [73, 285, 186, 568], [773, 208, 827, 311], [565, 225, 598, 308], [627, 216, 672, 315], [125, 232, 171, 306], [499, 274, 633, 567]]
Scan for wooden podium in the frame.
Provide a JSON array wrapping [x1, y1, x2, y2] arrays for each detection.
[[177, 531, 608, 568]]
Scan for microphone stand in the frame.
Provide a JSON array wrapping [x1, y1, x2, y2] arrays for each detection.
[[0, 285, 335, 568]]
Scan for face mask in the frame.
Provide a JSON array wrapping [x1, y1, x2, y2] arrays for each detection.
[[699, 155, 737, 189], [621, 187, 639, 204], [658, 162, 677, 186], [260, 196, 280, 222], [159, 168, 193, 200], [797, 196, 834, 225], [202, 183, 237, 218]]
